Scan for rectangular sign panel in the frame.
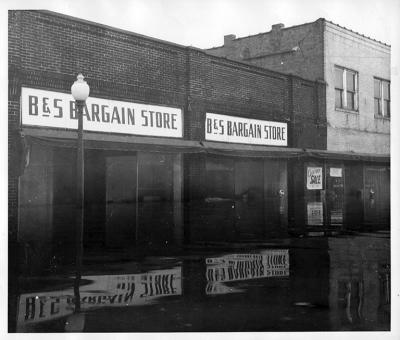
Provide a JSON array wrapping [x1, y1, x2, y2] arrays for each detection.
[[307, 202, 323, 225], [329, 167, 342, 177], [205, 113, 287, 146], [306, 167, 323, 190], [21, 87, 183, 138]]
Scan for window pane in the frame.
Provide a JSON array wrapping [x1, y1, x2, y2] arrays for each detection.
[[335, 89, 342, 108], [139, 153, 173, 201], [346, 71, 355, 91], [346, 92, 354, 110], [374, 79, 381, 98], [384, 100, 390, 117], [335, 68, 343, 89], [383, 81, 390, 100], [375, 98, 381, 115], [206, 157, 234, 199]]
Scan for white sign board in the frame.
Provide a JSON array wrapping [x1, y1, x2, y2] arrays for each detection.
[[306, 167, 323, 190], [307, 202, 323, 226], [205, 113, 287, 146], [21, 87, 183, 138], [329, 167, 342, 177]]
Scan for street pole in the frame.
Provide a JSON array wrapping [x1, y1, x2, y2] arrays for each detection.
[[71, 73, 90, 313], [74, 100, 85, 312]]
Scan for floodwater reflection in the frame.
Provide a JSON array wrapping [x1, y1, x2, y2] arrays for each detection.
[[17, 267, 182, 332], [205, 250, 289, 295], [13, 233, 390, 332]]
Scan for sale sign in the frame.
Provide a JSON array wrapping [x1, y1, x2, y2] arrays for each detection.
[[306, 167, 323, 190]]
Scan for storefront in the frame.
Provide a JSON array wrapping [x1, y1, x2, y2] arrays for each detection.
[[289, 152, 390, 235], [186, 112, 292, 243], [18, 87, 202, 265]]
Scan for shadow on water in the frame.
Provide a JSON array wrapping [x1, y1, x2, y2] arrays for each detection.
[[10, 231, 390, 332]]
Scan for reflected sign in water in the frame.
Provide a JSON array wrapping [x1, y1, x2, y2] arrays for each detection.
[[17, 267, 182, 331], [205, 250, 289, 295]]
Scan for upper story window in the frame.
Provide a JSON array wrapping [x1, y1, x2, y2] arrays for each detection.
[[335, 66, 358, 111], [374, 78, 390, 118]]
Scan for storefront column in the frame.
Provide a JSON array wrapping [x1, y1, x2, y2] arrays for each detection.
[[173, 154, 184, 245], [263, 159, 288, 236], [18, 144, 54, 273]]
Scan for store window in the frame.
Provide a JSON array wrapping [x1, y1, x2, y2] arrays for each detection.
[[374, 78, 390, 118], [335, 66, 358, 111], [137, 152, 176, 244], [205, 157, 235, 199]]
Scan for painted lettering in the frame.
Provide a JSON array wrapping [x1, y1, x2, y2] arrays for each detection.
[[28, 96, 38, 116], [91, 103, 100, 122], [101, 105, 110, 122], [54, 99, 63, 118]]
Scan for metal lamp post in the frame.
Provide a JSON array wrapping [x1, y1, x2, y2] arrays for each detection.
[[71, 74, 90, 311]]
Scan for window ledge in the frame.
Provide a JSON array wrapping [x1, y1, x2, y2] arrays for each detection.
[[335, 108, 359, 114]]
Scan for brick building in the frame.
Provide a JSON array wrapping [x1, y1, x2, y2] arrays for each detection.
[[8, 11, 389, 271], [208, 18, 390, 228]]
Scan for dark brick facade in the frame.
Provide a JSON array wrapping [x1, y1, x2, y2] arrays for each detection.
[[9, 10, 327, 238]]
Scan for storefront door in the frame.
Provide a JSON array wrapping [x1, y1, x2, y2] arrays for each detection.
[[105, 155, 137, 248], [234, 160, 264, 239], [364, 166, 390, 226], [326, 165, 345, 227]]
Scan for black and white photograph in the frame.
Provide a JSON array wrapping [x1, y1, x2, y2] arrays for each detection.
[[3, 0, 399, 336]]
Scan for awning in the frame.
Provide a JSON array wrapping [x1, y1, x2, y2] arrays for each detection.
[[201, 141, 303, 159], [303, 148, 390, 163], [22, 127, 390, 163], [23, 127, 203, 154]]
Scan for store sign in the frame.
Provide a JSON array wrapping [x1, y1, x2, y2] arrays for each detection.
[[330, 168, 342, 177], [21, 87, 183, 138], [306, 167, 323, 190], [307, 202, 323, 226], [205, 113, 287, 146]]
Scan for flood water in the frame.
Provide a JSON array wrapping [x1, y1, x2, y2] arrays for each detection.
[[9, 231, 390, 332]]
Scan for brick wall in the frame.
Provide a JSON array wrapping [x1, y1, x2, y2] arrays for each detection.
[[9, 11, 22, 242], [207, 19, 325, 82], [186, 49, 326, 147], [291, 77, 327, 149], [187, 50, 289, 140], [10, 10, 188, 108]]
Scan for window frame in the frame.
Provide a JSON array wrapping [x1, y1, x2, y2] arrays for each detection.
[[374, 77, 390, 119], [334, 65, 359, 112]]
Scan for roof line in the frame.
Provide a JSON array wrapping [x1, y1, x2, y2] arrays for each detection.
[[207, 17, 390, 50], [37, 10, 195, 51], [207, 19, 320, 50], [30, 10, 319, 85], [324, 19, 390, 47]]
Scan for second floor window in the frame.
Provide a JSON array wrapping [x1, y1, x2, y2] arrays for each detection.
[[335, 66, 358, 111], [374, 78, 390, 118]]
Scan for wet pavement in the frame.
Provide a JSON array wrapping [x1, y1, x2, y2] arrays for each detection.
[[9, 231, 390, 332]]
